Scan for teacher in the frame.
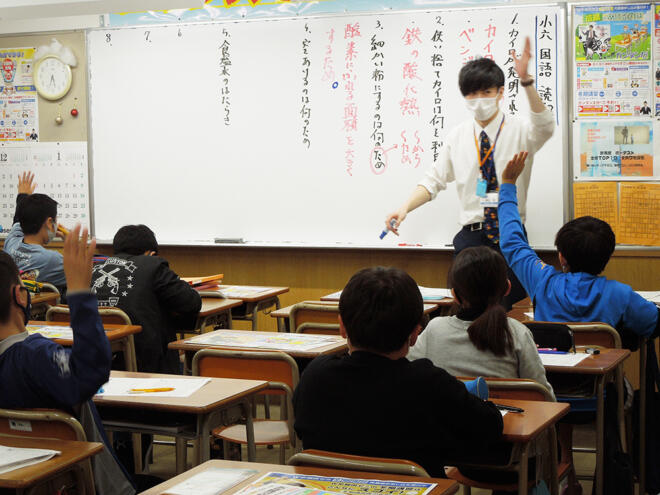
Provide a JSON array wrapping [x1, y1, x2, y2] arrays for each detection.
[[385, 38, 555, 308]]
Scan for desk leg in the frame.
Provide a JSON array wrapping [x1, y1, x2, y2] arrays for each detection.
[[595, 376, 605, 495], [198, 413, 212, 464], [518, 443, 530, 495], [125, 335, 137, 372], [639, 339, 648, 495], [274, 298, 284, 333], [549, 426, 559, 495], [243, 397, 257, 461]]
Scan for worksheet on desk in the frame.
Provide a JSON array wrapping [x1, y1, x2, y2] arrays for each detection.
[[0, 445, 60, 474], [26, 325, 73, 339], [164, 467, 257, 495], [539, 353, 589, 367], [636, 291, 660, 304], [96, 377, 211, 397], [186, 331, 343, 351]]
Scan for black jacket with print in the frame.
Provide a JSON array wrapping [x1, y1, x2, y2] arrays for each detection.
[[91, 253, 201, 373]]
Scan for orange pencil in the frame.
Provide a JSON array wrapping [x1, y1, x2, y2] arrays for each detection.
[[128, 387, 175, 394]]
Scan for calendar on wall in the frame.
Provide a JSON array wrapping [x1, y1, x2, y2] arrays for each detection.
[[0, 142, 90, 233]]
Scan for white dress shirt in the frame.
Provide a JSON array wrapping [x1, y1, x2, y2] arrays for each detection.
[[418, 108, 555, 226]]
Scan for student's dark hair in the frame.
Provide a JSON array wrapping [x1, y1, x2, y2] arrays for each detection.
[[448, 247, 512, 356], [0, 252, 20, 323], [339, 266, 423, 354], [17, 194, 57, 235], [555, 216, 614, 275], [112, 225, 159, 255], [458, 58, 505, 96]]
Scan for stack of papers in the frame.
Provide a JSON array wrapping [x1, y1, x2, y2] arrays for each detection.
[[26, 325, 73, 339], [218, 286, 273, 298], [0, 445, 60, 474], [164, 467, 257, 495], [96, 377, 211, 397], [418, 286, 452, 301], [636, 291, 660, 305], [186, 331, 342, 352]]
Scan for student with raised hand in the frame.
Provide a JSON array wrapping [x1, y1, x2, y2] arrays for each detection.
[[0, 224, 135, 495], [293, 266, 503, 477], [91, 225, 201, 373], [407, 245, 554, 399], [498, 151, 659, 344], [384, 38, 554, 309], [3, 171, 66, 291]]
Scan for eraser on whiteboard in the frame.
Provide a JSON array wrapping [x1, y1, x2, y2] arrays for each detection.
[[214, 238, 244, 244]]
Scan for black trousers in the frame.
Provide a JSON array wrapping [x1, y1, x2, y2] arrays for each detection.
[[452, 226, 528, 311]]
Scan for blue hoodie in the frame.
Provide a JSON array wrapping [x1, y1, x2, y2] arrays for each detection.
[[499, 183, 658, 338]]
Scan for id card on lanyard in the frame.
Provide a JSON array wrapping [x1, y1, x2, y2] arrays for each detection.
[[474, 115, 505, 201]]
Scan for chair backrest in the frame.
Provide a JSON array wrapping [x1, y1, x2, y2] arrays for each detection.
[[458, 377, 554, 402], [289, 303, 339, 333], [287, 449, 430, 477], [296, 322, 340, 335], [0, 408, 86, 441], [524, 322, 574, 352], [47, 305, 132, 325], [563, 322, 620, 349], [192, 349, 300, 392], [40, 282, 61, 304]]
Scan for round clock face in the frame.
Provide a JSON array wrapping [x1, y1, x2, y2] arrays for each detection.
[[34, 55, 72, 100]]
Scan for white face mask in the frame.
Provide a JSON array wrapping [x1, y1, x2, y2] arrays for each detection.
[[46, 221, 57, 243], [465, 96, 499, 121]]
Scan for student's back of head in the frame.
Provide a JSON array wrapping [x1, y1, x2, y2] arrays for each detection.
[[17, 194, 58, 235], [458, 57, 505, 96], [339, 266, 423, 354], [0, 251, 20, 324], [113, 225, 159, 255], [449, 246, 512, 356], [555, 216, 614, 275]]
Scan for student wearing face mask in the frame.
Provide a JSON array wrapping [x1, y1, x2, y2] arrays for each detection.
[[3, 172, 67, 293], [385, 37, 554, 308]]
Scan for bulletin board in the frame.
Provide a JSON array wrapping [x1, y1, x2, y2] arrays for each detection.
[[87, 3, 567, 248], [571, 2, 660, 247]]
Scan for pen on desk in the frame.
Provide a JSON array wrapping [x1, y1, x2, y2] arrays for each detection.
[[380, 219, 397, 240], [537, 349, 567, 355], [494, 404, 524, 413], [128, 387, 175, 394]]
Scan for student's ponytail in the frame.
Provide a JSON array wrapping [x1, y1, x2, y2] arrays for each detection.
[[448, 247, 513, 356]]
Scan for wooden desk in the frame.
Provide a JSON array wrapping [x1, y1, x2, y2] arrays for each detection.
[[543, 348, 629, 495], [170, 329, 348, 373], [140, 459, 460, 495], [27, 320, 142, 372], [270, 301, 439, 332], [200, 286, 290, 332], [449, 398, 569, 495], [196, 298, 243, 332], [94, 370, 267, 471], [0, 436, 102, 492]]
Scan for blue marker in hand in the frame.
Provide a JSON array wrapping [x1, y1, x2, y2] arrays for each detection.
[[380, 219, 397, 239]]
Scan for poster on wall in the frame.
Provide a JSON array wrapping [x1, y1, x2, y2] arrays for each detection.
[[108, 0, 511, 25], [655, 5, 660, 115], [574, 120, 655, 180], [0, 47, 38, 142], [574, 3, 652, 117]]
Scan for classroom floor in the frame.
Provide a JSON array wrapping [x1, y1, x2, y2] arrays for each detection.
[[145, 422, 600, 494]]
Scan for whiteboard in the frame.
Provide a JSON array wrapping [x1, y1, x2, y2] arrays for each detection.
[[88, 4, 566, 248]]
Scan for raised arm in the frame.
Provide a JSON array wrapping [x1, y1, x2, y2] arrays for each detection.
[[27, 225, 111, 407], [512, 37, 546, 114], [499, 152, 557, 300]]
